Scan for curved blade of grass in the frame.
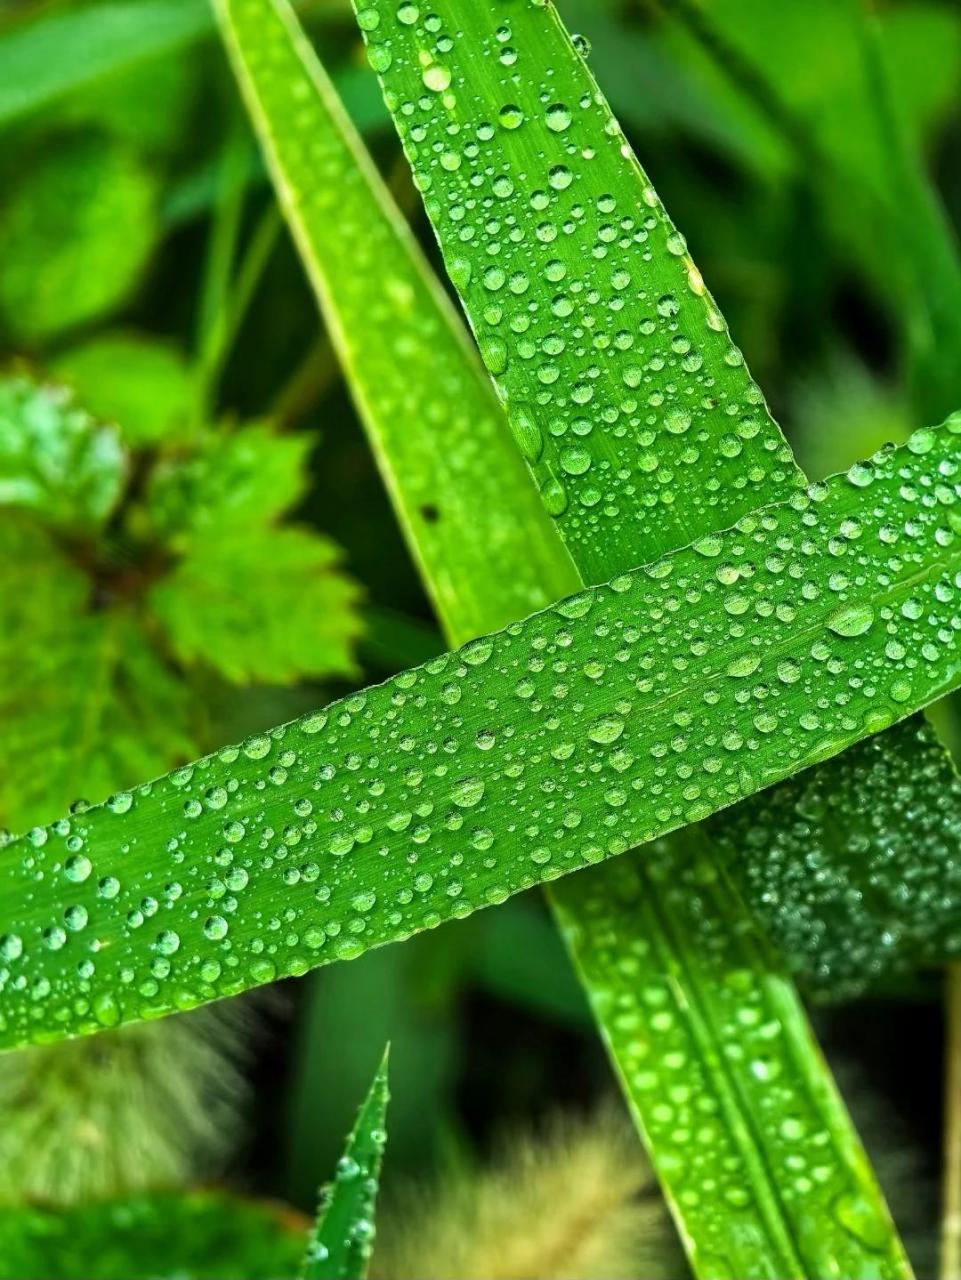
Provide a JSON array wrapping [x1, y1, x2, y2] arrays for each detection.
[[302, 1046, 388, 1280], [0, 421, 959, 1050]]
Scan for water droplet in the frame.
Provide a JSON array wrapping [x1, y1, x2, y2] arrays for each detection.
[[826, 603, 875, 638]]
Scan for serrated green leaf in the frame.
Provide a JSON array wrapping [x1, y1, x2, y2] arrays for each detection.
[[0, 134, 159, 344], [147, 423, 313, 540], [50, 331, 195, 448], [0, 421, 959, 1047], [0, 518, 197, 831], [0, 1191, 304, 1280], [0, 377, 125, 527], [151, 526, 362, 685], [302, 1047, 388, 1280]]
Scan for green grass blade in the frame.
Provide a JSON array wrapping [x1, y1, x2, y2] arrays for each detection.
[[217, 0, 961, 1002], [215, 0, 577, 645], [302, 1047, 389, 1280], [347, 0, 803, 581], [560, 837, 905, 1279], [0, 422, 959, 1049], [212, 5, 913, 1273]]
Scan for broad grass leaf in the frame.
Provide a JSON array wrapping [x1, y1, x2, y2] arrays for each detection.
[[349, 0, 961, 1000], [0, 423, 959, 1051], [235, 2, 929, 1273]]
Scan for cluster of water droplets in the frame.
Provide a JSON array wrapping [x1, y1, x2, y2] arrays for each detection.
[[0, 420, 958, 1043], [353, 0, 802, 581], [558, 844, 906, 1278], [714, 713, 961, 1000]]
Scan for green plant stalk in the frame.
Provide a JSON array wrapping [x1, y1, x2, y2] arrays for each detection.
[[302, 1047, 388, 1280], [192, 130, 250, 428], [195, 203, 285, 422]]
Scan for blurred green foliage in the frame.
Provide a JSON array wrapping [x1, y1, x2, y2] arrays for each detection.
[[0, 1191, 304, 1280], [0, 135, 159, 342]]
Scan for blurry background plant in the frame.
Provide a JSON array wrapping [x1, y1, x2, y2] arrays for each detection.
[[0, 0, 960, 1276]]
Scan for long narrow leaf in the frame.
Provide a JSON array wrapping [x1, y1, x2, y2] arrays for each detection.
[[302, 1047, 389, 1280], [0, 419, 958, 1049], [216, 0, 577, 645], [216, 0, 961, 1002]]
